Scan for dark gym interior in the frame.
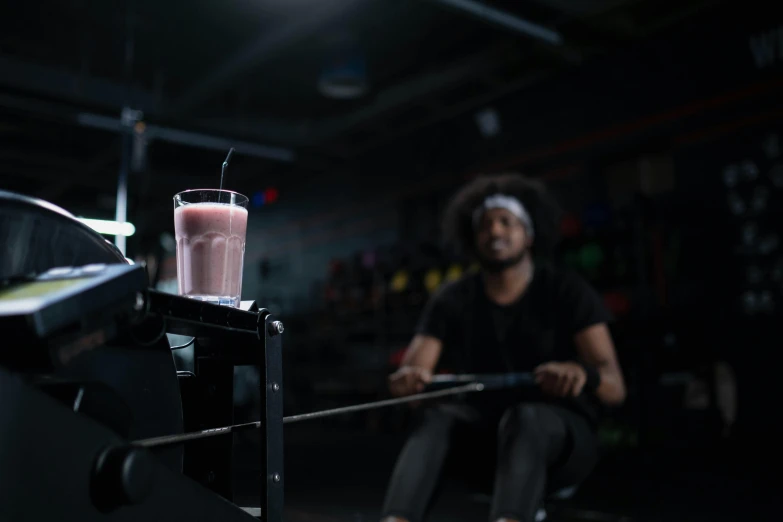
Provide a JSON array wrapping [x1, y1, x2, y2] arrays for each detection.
[[1, 0, 780, 521]]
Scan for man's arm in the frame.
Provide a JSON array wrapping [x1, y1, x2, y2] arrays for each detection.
[[535, 323, 626, 405], [535, 270, 626, 405], [389, 280, 454, 397], [388, 335, 443, 397], [573, 323, 626, 405], [401, 334, 443, 370]]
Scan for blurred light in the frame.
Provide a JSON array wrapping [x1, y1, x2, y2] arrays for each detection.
[[132, 122, 149, 172], [727, 192, 746, 215], [318, 36, 368, 100], [390, 271, 409, 293], [424, 269, 443, 293], [741, 160, 759, 181], [445, 264, 463, 282], [265, 187, 279, 204], [159, 232, 176, 253], [580, 243, 604, 271], [121, 107, 144, 127], [78, 218, 136, 237], [475, 107, 501, 138], [742, 291, 757, 315], [723, 165, 739, 187], [318, 73, 368, 99], [252, 187, 279, 208]]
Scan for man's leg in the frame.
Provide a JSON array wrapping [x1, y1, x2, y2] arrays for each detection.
[[380, 405, 465, 522], [490, 404, 594, 522]]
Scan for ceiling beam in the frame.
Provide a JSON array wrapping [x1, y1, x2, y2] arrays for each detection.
[[428, 0, 563, 45], [0, 91, 294, 162], [0, 54, 298, 159], [75, 113, 294, 162], [0, 54, 162, 115]]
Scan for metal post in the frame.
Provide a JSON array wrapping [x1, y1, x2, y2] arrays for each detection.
[[261, 313, 284, 521], [114, 124, 131, 256], [116, 3, 137, 258], [115, 107, 140, 257]]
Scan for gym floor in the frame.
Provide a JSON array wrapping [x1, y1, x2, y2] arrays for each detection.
[[233, 423, 774, 522]]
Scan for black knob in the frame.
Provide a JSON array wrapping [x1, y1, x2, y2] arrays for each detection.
[[91, 445, 156, 512]]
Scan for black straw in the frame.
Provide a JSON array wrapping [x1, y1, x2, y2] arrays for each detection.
[[219, 147, 235, 192]]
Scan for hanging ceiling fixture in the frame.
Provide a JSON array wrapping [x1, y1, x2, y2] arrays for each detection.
[[318, 33, 369, 100]]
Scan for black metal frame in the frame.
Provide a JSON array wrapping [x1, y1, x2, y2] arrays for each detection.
[[0, 288, 284, 521], [0, 364, 261, 522], [146, 290, 285, 521]]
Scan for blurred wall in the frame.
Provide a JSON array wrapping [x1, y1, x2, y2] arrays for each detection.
[[240, 5, 783, 318], [242, 171, 399, 314], [381, 6, 783, 177]]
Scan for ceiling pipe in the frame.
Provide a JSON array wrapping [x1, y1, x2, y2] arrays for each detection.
[[430, 0, 563, 45], [74, 112, 295, 163]]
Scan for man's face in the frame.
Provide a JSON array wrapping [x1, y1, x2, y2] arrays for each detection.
[[475, 208, 530, 271]]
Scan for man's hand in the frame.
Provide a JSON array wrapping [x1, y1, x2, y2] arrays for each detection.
[[534, 361, 587, 397], [388, 366, 432, 397]]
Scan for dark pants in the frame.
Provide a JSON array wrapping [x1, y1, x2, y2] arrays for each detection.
[[381, 401, 598, 522]]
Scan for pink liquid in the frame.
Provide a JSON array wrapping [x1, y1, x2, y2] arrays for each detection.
[[174, 203, 248, 307]]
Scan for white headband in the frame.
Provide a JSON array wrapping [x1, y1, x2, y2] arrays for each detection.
[[472, 194, 535, 238]]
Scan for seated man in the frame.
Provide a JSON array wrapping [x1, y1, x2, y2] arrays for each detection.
[[381, 174, 626, 522]]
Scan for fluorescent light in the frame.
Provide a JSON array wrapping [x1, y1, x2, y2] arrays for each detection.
[[78, 218, 136, 237]]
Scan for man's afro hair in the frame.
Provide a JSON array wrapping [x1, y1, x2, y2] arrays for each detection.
[[442, 173, 561, 259]]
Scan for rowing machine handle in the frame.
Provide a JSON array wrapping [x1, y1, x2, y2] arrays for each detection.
[[429, 372, 535, 390]]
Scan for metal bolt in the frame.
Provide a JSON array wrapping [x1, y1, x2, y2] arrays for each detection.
[[272, 473, 281, 483], [268, 321, 284, 336], [272, 383, 280, 392]]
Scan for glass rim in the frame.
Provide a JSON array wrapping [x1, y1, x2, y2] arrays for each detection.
[[173, 188, 249, 204]]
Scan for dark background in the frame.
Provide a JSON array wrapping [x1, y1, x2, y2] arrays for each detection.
[[2, 0, 781, 520]]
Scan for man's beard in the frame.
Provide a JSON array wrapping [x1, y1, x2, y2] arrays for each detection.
[[477, 247, 527, 274]]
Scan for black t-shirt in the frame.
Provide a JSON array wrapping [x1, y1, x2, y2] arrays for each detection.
[[415, 262, 612, 426]]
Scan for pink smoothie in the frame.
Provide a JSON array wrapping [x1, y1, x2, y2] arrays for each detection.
[[174, 202, 248, 306]]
